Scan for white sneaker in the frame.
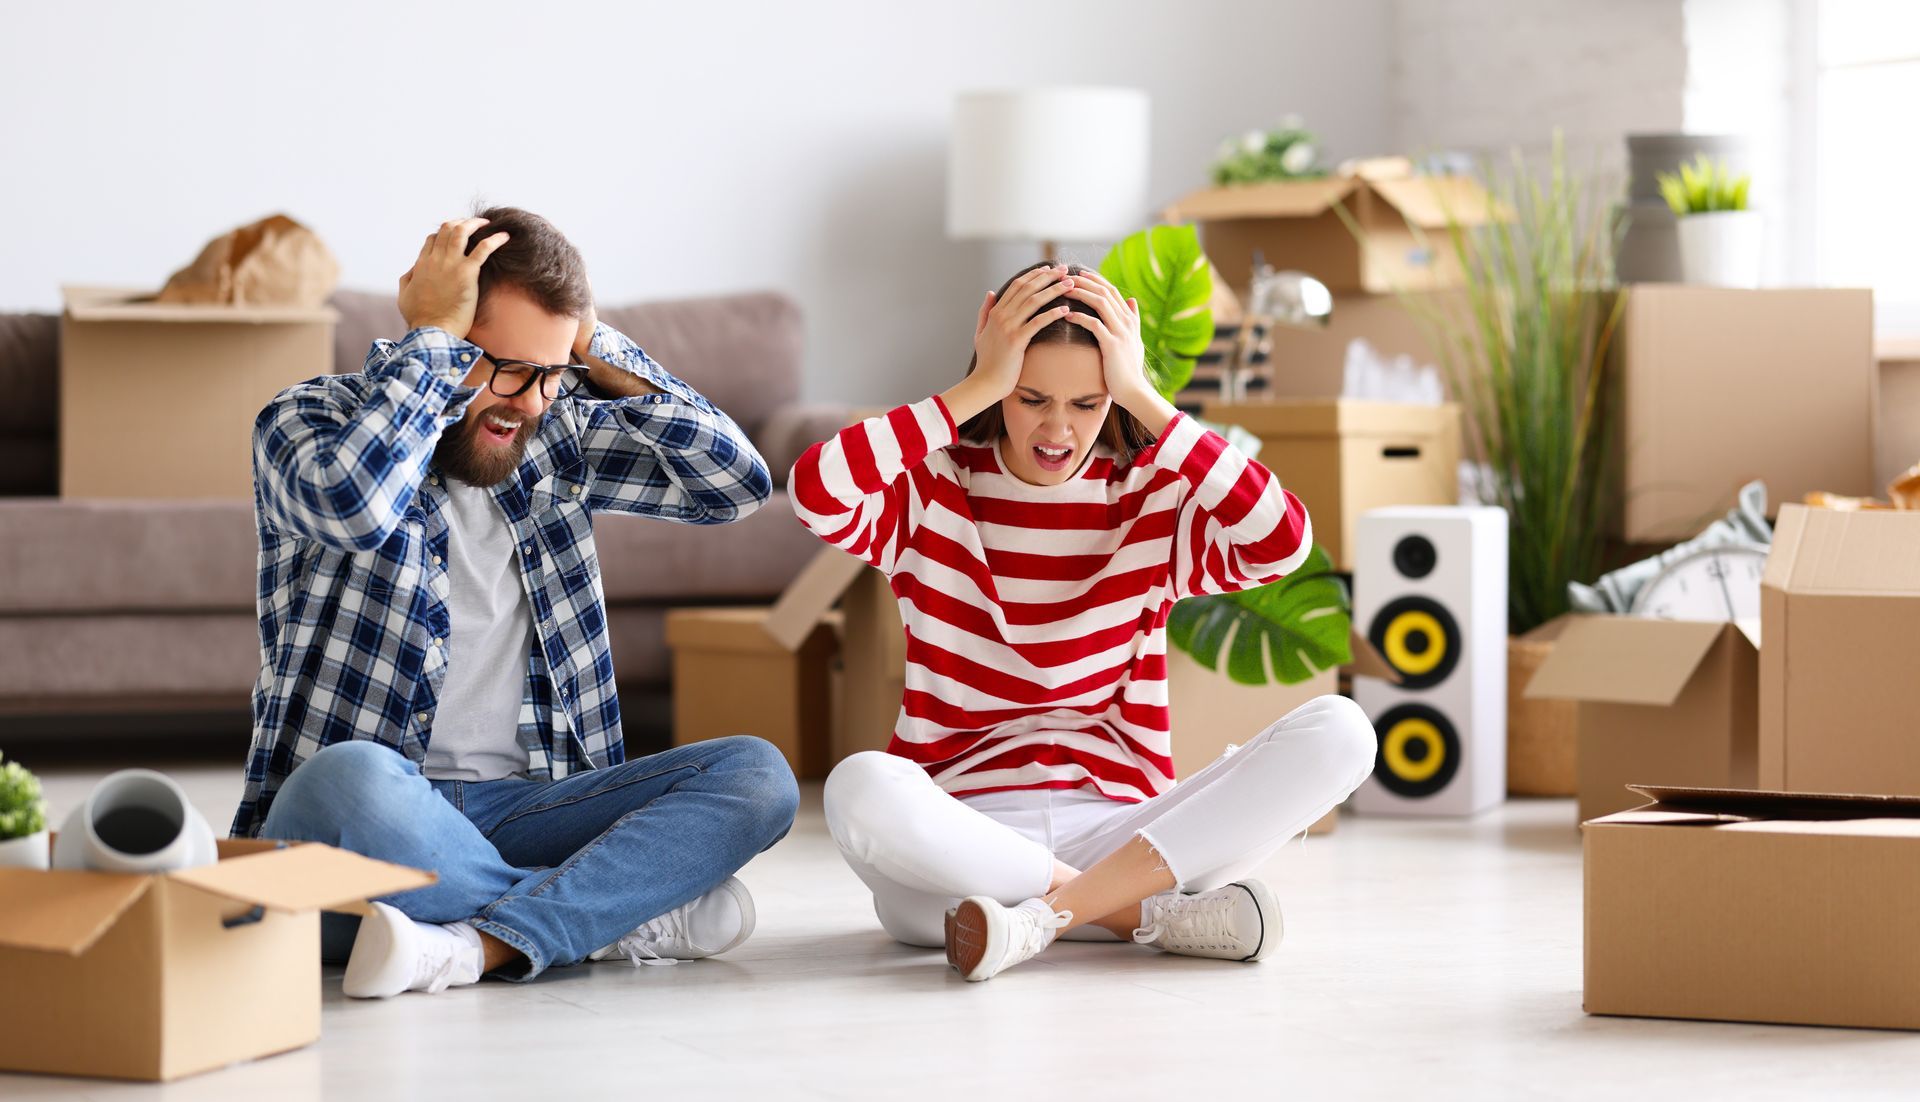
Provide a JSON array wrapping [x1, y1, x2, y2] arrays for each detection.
[[946, 896, 1071, 982], [590, 876, 757, 967], [1133, 880, 1282, 962], [341, 901, 486, 999]]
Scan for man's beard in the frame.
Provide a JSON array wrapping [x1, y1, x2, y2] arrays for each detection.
[[433, 408, 542, 487]]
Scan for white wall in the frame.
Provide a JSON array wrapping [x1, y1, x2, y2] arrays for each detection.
[[1390, 0, 1688, 177], [0, 0, 1394, 405]]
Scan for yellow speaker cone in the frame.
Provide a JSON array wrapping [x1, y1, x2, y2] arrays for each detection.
[[1383, 610, 1448, 677], [1383, 717, 1446, 783]]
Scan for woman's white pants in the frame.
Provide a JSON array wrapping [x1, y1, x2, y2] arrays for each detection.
[[823, 694, 1377, 947]]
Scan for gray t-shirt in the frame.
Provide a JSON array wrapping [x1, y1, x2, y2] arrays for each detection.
[[421, 478, 535, 782]]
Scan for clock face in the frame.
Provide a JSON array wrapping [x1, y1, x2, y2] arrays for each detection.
[[1628, 544, 1771, 622]]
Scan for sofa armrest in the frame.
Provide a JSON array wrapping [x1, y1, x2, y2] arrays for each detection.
[[755, 403, 860, 487]]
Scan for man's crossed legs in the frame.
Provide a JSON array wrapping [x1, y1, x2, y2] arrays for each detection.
[[262, 735, 798, 996]]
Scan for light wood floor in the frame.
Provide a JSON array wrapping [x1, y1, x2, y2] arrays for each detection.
[[10, 761, 1920, 1100]]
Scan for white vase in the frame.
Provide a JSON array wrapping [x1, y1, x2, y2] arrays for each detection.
[[0, 830, 49, 870], [1676, 210, 1764, 288], [49, 769, 217, 874]]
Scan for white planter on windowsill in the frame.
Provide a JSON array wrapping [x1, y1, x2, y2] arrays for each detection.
[[1676, 210, 1763, 288], [0, 830, 49, 870]]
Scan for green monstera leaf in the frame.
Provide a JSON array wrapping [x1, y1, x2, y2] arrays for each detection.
[[1167, 544, 1352, 686], [1099, 224, 1214, 399]]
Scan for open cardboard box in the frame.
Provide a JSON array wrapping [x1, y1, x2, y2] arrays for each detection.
[[1524, 614, 1758, 824], [1165, 164, 1504, 295], [59, 285, 338, 499], [1586, 784, 1920, 1031], [0, 838, 433, 1081], [1761, 504, 1920, 796], [765, 548, 904, 764]]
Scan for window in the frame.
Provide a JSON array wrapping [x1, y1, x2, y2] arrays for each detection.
[[1811, 0, 1920, 334]]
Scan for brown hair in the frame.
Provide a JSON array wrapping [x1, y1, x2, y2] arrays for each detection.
[[464, 206, 592, 321], [957, 262, 1155, 462]]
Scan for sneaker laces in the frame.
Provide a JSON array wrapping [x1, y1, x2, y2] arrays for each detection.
[[1005, 903, 1072, 966], [415, 924, 479, 993], [1133, 892, 1235, 947], [608, 904, 713, 968]]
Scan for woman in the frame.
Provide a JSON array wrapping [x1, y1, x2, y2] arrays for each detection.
[[790, 262, 1375, 981]]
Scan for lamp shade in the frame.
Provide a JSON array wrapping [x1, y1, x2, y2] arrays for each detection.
[[947, 87, 1150, 243]]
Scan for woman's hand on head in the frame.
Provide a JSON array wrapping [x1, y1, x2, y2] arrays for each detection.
[[942, 265, 1077, 424], [1063, 270, 1177, 436]]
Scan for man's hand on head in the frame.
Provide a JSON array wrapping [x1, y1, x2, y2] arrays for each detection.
[[398, 218, 510, 341]]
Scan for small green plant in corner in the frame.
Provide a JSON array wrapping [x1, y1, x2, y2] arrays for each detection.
[[0, 752, 48, 841], [1657, 154, 1750, 216]]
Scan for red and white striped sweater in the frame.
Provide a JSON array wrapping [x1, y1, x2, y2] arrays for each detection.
[[789, 396, 1312, 802]]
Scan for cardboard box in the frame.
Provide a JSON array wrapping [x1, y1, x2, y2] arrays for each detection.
[[1167, 648, 1340, 833], [0, 839, 432, 1081], [766, 548, 905, 764], [1613, 286, 1875, 543], [666, 606, 838, 779], [1166, 172, 1503, 295], [1257, 290, 1460, 401], [1200, 399, 1461, 571], [1761, 504, 1920, 796], [1877, 346, 1920, 490], [1524, 614, 1758, 823], [60, 285, 337, 499], [1586, 784, 1920, 1031]]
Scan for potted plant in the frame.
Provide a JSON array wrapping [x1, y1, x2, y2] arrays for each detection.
[[1210, 117, 1325, 185], [1658, 153, 1760, 288], [1102, 226, 1354, 801], [1394, 137, 1624, 795], [0, 752, 50, 870]]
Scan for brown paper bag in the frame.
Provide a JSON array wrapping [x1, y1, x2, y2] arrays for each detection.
[[156, 213, 339, 307]]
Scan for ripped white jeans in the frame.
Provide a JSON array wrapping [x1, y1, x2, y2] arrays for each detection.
[[823, 694, 1377, 947]]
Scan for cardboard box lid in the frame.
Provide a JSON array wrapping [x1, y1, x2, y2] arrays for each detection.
[[0, 843, 434, 956], [1200, 398, 1459, 440], [62, 285, 337, 325], [765, 547, 871, 652], [1763, 503, 1920, 597], [1524, 615, 1753, 707], [1596, 784, 1920, 831], [1164, 174, 1504, 229]]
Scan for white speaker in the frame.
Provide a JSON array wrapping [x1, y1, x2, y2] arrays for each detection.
[[1351, 506, 1508, 816]]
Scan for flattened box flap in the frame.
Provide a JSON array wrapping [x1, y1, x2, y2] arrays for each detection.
[[1625, 784, 1920, 819], [1524, 616, 1737, 707], [166, 843, 435, 912], [764, 548, 869, 652], [0, 870, 151, 955]]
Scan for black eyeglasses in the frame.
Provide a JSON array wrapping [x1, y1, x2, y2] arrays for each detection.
[[478, 352, 588, 401]]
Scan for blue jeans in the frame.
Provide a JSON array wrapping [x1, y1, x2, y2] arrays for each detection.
[[258, 736, 799, 979]]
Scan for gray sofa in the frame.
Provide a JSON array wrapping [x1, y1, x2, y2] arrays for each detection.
[[0, 290, 851, 749]]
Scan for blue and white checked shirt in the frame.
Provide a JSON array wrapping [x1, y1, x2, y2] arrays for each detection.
[[232, 323, 772, 838]]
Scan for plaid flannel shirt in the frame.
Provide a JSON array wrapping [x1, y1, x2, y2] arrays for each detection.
[[231, 323, 771, 838]]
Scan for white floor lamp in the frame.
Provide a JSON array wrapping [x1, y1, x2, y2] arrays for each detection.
[[947, 87, 1150, 264]]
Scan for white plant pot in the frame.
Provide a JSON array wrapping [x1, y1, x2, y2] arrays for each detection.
[[1676, 210, 1763, 288], [0, 829, 49, 870], [49, 769, 217, 874]]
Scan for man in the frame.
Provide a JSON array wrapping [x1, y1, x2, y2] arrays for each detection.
[[235, 208, 797, 997]]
